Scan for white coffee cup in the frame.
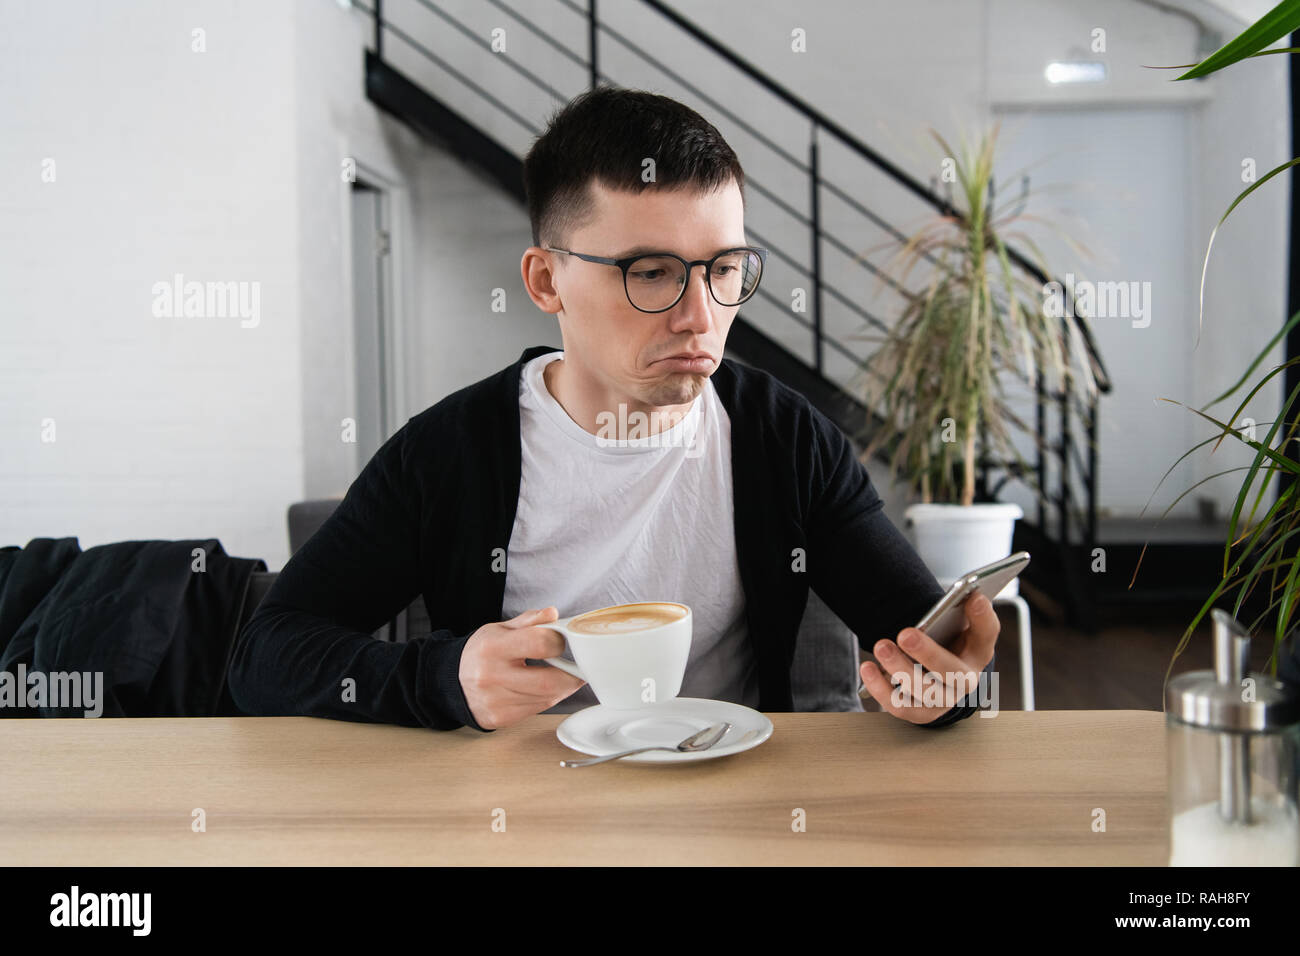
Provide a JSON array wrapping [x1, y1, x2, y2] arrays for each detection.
[[540, 601, 692, 710]]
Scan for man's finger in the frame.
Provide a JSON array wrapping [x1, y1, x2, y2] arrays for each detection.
[[862, 655, 975, 725], [962, 593, 1000, 660], [496, 608, 568, 660], [513, 625, 569, 662], [501, 606, 558, 629], [496, 664, 586, 700], [860, 660, 918, 716], [871, 637, 930, 703], [859, 660, 894, 710], [895, 621, 979, 680]]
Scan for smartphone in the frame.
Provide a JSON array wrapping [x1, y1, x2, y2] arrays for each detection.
[[914, 551, 1030, 648]]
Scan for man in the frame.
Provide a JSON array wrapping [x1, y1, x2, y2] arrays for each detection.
[[229, 87, 999, 732]]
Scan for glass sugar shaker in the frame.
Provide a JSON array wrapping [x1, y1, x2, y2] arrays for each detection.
[[1165, 608, 1300, 866]]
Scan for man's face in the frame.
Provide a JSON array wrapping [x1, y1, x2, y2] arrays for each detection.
[[548, 178, 747, 410]]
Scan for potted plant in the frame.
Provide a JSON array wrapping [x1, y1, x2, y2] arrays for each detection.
[[1138, 0, 1300, 681], [849, 124, 1099, 587]]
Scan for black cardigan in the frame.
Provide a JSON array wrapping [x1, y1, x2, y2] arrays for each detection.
[[229, 345, 990, 731]]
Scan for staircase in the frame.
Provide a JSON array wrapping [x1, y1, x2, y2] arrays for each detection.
[[353, 0, 1232, 633]]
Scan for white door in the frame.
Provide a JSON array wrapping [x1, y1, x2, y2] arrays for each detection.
[[991, 105, 1194, 521], [350, 181, 394, 472]]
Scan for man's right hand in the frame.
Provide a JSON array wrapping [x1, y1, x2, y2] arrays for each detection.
[[458, 606, 587, 730]]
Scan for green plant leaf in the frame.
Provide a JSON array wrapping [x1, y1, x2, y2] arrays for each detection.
[[1235, 513, 1300, 602], [1277, 541, 1300, 642], [1203, 354, 1300, 456], [1196, 158, 1300, 346], [1148, 47, 1300, 69], [1214, 379, 1300, 552], [1203, 308, 1300, 409], [1147, 47, 1300, 70], [1155, 398, 1300, 484], [1175, 0, 1300, 80]]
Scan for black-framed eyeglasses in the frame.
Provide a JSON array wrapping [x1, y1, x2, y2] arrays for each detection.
[[544, 245, 768, 313]]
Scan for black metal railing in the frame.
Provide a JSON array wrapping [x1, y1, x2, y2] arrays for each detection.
[[357, 0, 1112, 616]]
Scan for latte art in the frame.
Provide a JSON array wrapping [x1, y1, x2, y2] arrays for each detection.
[[568, 602, 688, 635]]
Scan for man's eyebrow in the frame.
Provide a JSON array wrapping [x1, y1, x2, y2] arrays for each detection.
[[613, 243, 748, 259]]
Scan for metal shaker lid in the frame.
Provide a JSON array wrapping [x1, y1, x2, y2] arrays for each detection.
[[1165, 609, 1300, 732]]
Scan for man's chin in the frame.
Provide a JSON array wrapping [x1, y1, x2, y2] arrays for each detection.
[[648, 375, 704, 405]]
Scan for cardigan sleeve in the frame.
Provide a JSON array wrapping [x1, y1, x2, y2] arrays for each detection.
[[226, 424, 489, 732], [802, 403, 993, 727]]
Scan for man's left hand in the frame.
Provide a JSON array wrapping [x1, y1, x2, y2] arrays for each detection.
[[859, 592, 999, 724]]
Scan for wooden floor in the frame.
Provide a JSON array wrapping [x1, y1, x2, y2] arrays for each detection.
[[859, 599, 1296, 713]]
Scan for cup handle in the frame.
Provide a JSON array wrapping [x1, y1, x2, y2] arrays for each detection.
[[537, 620, 586, 682]]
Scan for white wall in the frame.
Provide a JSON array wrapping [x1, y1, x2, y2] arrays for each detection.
[[0, 0, 301, 566], [0, 0, 559, 570]]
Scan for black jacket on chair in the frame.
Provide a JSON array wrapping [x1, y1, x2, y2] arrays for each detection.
[[0, 537, 264, 717]]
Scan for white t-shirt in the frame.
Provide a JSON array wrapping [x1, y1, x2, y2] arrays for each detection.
[[503, 351, 758, 713]]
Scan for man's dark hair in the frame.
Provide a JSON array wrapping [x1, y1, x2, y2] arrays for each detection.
[[522, 86, 747, 250]]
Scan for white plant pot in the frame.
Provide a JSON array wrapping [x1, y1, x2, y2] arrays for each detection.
[[904, 502, 1024, 596]]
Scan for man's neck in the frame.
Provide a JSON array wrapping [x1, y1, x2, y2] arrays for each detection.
[[543, 356, 696, 437]]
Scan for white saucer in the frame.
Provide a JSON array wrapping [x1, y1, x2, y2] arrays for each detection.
[[556, 698, 773, 764]]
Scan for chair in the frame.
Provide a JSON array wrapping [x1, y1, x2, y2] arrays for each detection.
[[287, 498, 416, 642], [790, 589, 865, 712], [287, 499, 346, 554]]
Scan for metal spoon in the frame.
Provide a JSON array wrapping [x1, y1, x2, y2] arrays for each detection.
[[560, 721, 732, 767]]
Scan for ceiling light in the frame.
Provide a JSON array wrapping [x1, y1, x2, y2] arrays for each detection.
[[1044, 62, 1107, 84]]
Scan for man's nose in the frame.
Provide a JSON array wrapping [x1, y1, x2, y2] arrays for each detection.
[[673, 264, 715, 323]]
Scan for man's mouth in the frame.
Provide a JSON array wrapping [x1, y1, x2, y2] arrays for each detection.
[[654, 352, 715, 372]]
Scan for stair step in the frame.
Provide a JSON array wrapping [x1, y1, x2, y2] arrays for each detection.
[[1095, 515, 1235, 545]]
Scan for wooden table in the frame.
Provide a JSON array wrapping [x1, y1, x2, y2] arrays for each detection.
[[0, 711, 1170, 865]]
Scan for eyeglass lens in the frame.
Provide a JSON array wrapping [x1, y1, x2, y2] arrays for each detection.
[[625, 250, 762, 311]]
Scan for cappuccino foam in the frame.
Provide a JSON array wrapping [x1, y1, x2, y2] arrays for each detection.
[[568, 602, 687, 635]]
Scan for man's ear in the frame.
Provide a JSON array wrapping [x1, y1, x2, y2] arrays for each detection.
[[521, 247, 563, 315]]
